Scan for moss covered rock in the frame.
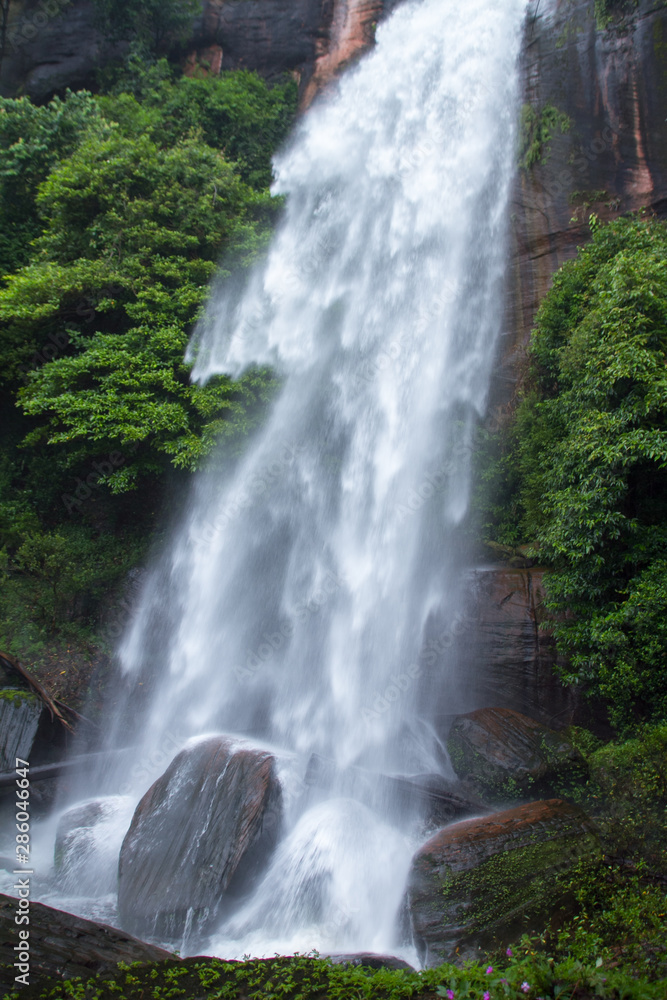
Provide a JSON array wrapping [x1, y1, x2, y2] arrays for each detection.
[[406, 798, 599, 965], [446, 706, 584, 800]]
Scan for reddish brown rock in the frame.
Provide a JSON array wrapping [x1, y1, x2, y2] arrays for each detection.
[[407, 799, 599, 966], [0, 893, 174, 986], [117, 736, 282, 944], [495, 0, 667, 415], [447, 706, 584, 800], [301, 0, 385, 108]]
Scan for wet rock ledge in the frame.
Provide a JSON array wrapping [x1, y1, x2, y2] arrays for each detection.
[[0, 893, 174, 987]]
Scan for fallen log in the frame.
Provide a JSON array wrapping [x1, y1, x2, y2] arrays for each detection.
[[0, 650, 74, 732]]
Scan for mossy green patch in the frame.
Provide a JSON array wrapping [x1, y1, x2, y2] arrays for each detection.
[[519, 103, 572, 170], [438, 825, 600, 938], [0, 686, 39, 707]]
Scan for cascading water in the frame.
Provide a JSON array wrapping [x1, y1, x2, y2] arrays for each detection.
[[33, 0, 529, 962]]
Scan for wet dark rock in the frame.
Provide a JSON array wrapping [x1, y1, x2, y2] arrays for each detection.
[[437, 567, 591, 730], [407, 798, 600, 966], [118, 735, 282, 943], [0, 689, 42, 772], [326, 952, 416, 971], [305, 753, 486, 825], [447, 706, 584, 800], [0, 892, 174, 985], [0, 0, 400, 104]]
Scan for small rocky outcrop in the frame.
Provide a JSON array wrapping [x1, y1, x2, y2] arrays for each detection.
[[55, 796, 136, 896], [305, 753, 486, 826], [0, 653, 79, 794], [118, 735, 282, 943], [407, 799, 599, 966], [0, 893, 173, 986], [0, 689, 43, 772], [326, 953, 415, 971], [446, 707, 584, 800], [441, 568, 580, 729]]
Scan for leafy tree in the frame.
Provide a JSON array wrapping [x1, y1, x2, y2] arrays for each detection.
[[509, 215, 667, 730], [0, 92, 103, 277], [0, 127, 278, 488], [0, 69, 295, 664], [99, 65, 298, 189]]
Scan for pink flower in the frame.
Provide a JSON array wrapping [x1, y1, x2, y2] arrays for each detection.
[[521, 983, 530, 993], [446, 991, 454, 999], [486, 967, 493, 975], [506, 947, 513, 957], [483, 993, 490, 1000]]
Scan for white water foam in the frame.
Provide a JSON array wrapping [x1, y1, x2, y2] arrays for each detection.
[[38, 0, 529, 961]]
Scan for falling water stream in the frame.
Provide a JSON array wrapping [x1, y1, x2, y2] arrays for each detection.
[[30, 0, 529, 964]]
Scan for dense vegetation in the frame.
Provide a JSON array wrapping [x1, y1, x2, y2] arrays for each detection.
[[477, 214, 667, 733], [0, 63, 297, 692]]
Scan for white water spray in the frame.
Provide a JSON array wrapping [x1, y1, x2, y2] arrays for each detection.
[[37, 0, 529, 961]]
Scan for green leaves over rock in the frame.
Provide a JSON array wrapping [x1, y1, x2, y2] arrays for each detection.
[[507, 216, 667, 731]]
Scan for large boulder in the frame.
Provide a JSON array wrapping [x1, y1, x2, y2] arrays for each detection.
[[446, 707, 584, 800], [0, 893, 173, 986], [406, 799, 599, 966], [118, 736, 282, 944]]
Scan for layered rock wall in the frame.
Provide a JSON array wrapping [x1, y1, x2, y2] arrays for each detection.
[[0, 0, 395, 101], [494, 0, 667, 408]]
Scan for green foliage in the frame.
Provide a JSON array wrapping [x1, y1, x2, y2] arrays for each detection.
[[0, 77, 287, 486], [587, 723, 667, 871], [486, 216, 667, 731], [99, 64, 298, 189], [2, 948, 664, 1000], [519, 103, 571, 170], [0, 91, 103, 277], [0, 67, 295, 673]]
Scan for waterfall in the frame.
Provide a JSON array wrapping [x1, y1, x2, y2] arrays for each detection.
[[37, 0, 529, 962]]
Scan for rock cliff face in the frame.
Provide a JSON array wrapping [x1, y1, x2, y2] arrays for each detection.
[[495, 0, 667, 407], [0, 0, 395, 101], [4, 0, 664, 306]]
